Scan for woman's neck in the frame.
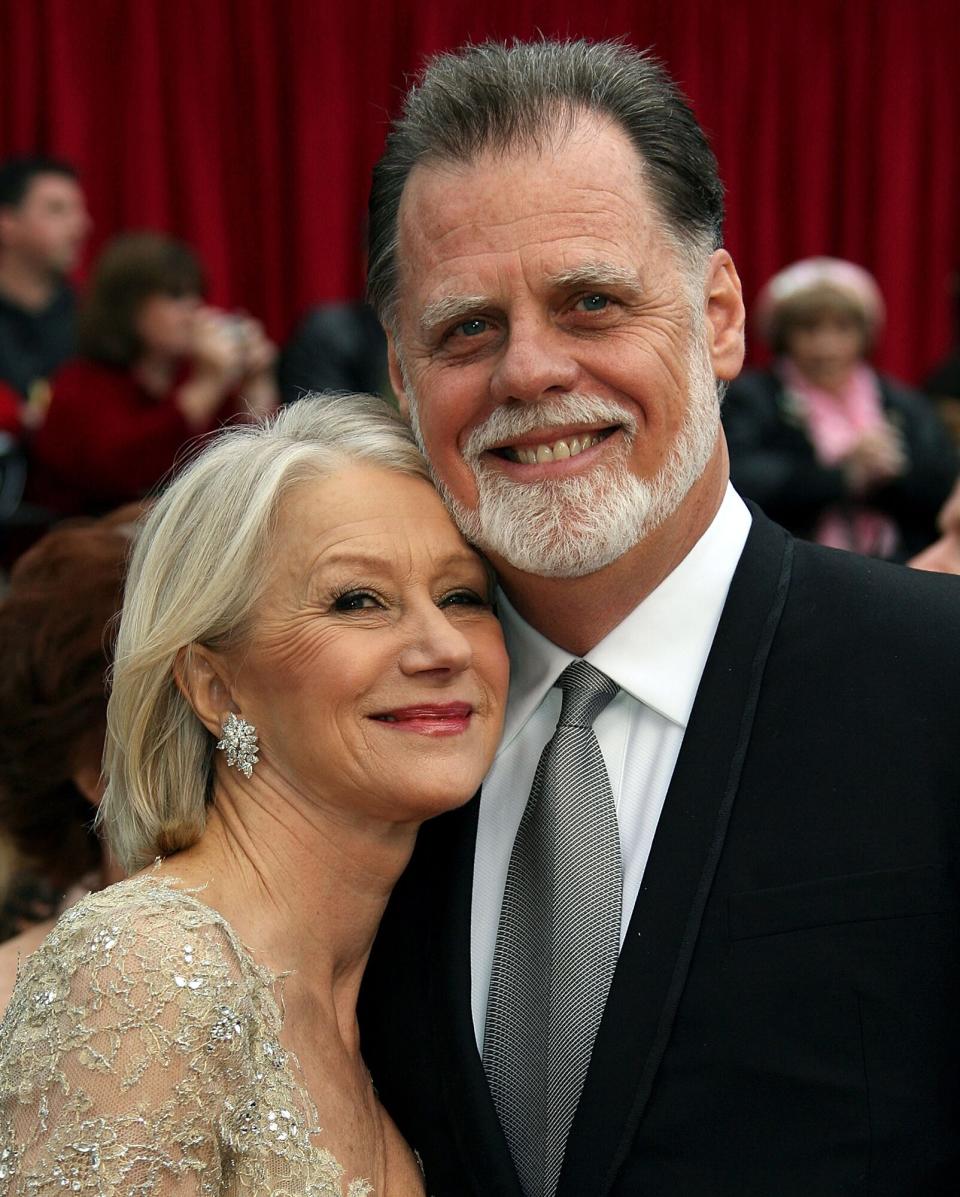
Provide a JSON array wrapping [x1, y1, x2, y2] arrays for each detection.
[[156, 767, 419, 1054]]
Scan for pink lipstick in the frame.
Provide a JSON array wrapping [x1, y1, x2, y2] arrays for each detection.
[[371, 702, 473, 736]]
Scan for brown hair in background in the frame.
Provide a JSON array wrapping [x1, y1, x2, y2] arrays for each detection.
[[76, 232, 204, 367], [0, 504, 144, 929], [766, 283, 872, 357]]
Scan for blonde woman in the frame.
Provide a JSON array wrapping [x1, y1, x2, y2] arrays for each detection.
[[0, 394, 508, 1195]]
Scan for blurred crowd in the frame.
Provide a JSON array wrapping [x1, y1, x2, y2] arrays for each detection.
[[0, 152, 959, 960], [0, 155, 387, 554]]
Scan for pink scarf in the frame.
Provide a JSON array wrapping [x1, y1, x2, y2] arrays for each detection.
[[780, 360, 898, 557]]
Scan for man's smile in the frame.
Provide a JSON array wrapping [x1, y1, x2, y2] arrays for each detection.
[[483, 424, 622, 471]]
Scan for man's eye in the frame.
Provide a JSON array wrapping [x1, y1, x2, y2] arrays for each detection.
[[454, 318, 489, 338], [332, 590, 382, 611], [577, 293, 610, 312]]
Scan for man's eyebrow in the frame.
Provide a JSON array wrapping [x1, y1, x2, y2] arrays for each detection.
[[419, 294, 491, 337], [416, 264, 644, 337], [547, 263, 645, 292]]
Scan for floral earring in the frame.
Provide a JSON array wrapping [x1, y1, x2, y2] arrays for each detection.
[[216, 712, 259, 778]]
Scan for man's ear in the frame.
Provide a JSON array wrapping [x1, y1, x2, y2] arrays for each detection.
[[387, 335, 410, 419], [703, 249, 746, 382], [174, 644, 237, 739]]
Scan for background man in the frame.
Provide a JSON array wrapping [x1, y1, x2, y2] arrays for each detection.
[[359, 40, 960, 1196], [0, 156, 90, 415]]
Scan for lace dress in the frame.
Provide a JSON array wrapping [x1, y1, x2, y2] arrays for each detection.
[[0, 875, 374, 1195]]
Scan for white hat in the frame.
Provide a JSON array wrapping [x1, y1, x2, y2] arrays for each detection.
[[755, 257, 885, 342]]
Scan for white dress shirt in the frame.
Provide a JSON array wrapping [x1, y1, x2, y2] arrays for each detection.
[[470, 484, 753, 1048]]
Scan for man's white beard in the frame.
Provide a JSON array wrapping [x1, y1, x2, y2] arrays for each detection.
[[407, 334, 721, 579]]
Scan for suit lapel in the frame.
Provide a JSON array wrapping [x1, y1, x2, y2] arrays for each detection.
[[559, 510, 794, 1196], [422, 795, 525, 1195]]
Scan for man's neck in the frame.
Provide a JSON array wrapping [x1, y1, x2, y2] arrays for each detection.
[[0, 253, 60, 312], [495, 455, 729, 656]]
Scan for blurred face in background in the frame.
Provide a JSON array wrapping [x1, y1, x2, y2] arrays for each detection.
[[784, 309, 866, 394], [135, 292, 202, 359], [0, 173, 91, 274]]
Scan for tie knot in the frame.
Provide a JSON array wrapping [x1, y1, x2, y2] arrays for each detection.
[[556, 659, 619, 728]]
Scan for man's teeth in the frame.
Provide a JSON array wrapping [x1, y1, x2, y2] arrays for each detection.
[[504, 433, 603, 465]]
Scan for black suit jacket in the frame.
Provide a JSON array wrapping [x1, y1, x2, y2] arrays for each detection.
[[360, 509, 960, 1196]]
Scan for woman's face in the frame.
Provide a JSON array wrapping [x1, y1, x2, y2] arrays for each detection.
[[135, 292, 201, 358], [785, 311, 865, 392], [228, 464, 508, 825]]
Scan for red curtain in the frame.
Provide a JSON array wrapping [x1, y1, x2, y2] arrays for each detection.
[[2, 0, 958, 383]]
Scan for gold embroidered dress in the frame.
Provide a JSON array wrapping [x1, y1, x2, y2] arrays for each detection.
[[0, 875, 373, 1195]]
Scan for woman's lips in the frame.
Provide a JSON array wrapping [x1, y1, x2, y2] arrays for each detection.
[[370, 702, 474, 736]]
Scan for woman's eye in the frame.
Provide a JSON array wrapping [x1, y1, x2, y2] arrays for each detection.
[[576, 293, 610, 312], [333, 590, 382, 612], [439, 589, 488, 608]]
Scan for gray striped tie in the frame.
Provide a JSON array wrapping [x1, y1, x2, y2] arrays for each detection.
[[483, 659, 622, 1197]]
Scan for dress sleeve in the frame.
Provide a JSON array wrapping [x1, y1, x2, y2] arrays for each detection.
[[0, 902, 250, 1195]]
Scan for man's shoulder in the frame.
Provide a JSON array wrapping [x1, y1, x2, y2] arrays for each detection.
[[723, 367, 782, 407], [777, 531, 960, 671], [790, 530, 959, 602]]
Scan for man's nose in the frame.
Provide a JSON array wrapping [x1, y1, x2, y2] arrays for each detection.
[[489, 318, 579, 405], [399, 602, 473, 677]]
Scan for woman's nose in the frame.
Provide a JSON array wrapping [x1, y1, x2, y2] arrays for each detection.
[[399, 603, 473, 676]]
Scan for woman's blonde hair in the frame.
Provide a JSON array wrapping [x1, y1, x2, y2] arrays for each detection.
[[99, 393, 429, 872]]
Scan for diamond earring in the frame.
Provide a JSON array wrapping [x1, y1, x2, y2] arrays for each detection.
[[216, 712, 259, 778]]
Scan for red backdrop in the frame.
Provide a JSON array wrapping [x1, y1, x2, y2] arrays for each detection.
[[1, 0, 958, 383]]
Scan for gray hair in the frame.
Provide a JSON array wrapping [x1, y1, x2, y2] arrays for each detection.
[[367, 38, 725, 330], [99, 393, 429, 872]]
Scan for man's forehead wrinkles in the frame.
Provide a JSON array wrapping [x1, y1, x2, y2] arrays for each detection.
[[427, 226, 640, 275], [426, 195, 640, 247]]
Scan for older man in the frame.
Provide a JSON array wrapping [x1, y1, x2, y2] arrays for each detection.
[[359, 40, 960, 1196]]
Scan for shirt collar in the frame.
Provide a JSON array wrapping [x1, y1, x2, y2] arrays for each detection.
[[496, 483, 752, 751]]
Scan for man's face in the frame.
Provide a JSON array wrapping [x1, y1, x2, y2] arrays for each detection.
[[0, 173, 91, 273], [388, 114, 744, 578]]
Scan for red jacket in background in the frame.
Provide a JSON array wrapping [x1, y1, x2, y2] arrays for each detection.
[[27, 358, 239, 516], [0, 381, 21, 438]]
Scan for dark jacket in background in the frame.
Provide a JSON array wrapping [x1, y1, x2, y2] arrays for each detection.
[[276, 302, 388, 404], [722, 367, 957, 559], [0, 283, 75, 400]]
